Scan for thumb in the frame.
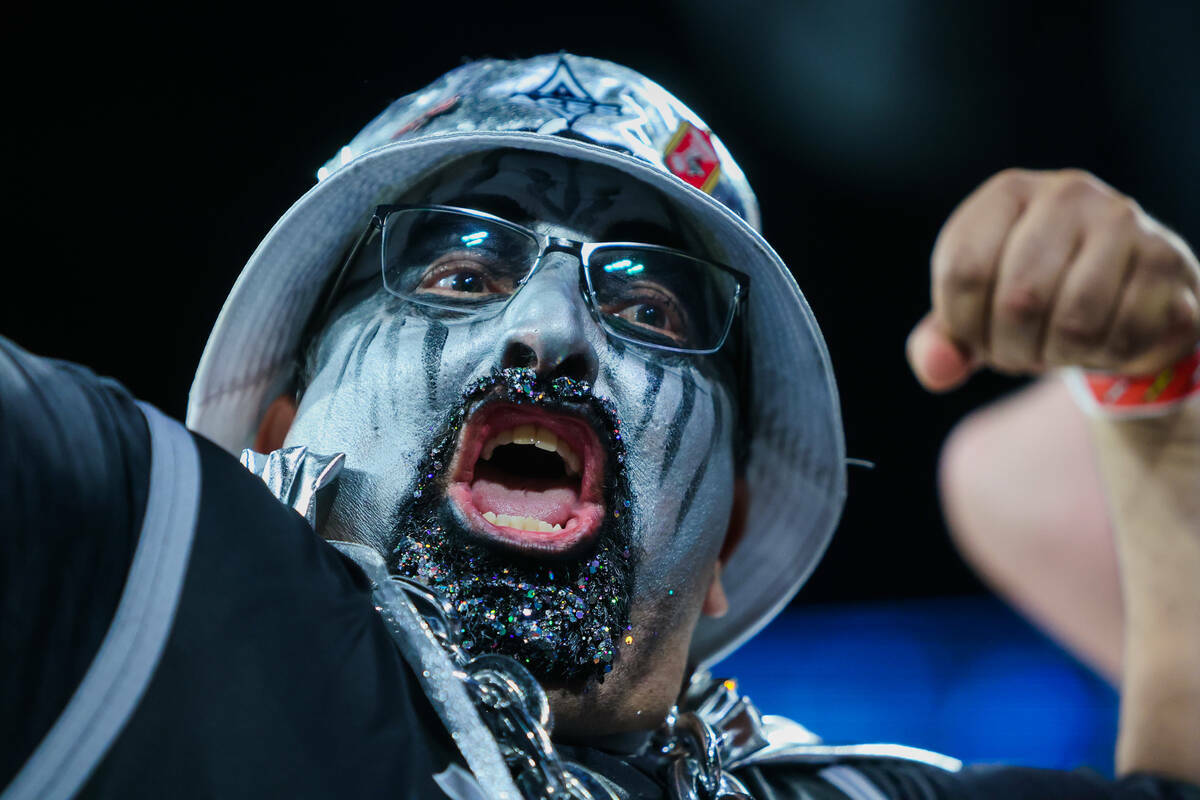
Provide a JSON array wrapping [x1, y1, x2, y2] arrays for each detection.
[[906, 312, 976, 392]]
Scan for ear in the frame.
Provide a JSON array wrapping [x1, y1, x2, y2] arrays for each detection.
[[702, 478, 749, 619], [701, 561, 729, 617], [254, 394, 299, 453]]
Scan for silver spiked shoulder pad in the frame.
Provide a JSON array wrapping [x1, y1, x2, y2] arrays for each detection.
[[239, 445, 345, 527]]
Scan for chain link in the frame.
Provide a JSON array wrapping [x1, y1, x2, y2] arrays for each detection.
[[389, 575, 757, 799], [390, 577, 618, 800], [655, 710, 753, 800]]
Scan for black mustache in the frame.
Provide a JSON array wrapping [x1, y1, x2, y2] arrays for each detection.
[[468, 367, 616, 426], [410, 367, 628, 503]]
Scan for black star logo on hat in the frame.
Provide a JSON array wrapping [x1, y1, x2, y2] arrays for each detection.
[[513, 54, 622, 126]]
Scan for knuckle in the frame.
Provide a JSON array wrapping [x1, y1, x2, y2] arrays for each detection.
[[1139, 243, 1186, 280], [1050, 170, 1106, 203], [1056, 168, 1096, 183], [1104, 198, 1141, 229], [1053, 308, 1108, 349], [996, 284, 1049, 323], [983, 168, 1031, 196], [1161, 287, 1200, 335], [1168, 287, 1200, 330], [938, 243, 993, 294]]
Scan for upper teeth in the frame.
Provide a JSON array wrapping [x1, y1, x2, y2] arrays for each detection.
[[481, 424, 581, 475]]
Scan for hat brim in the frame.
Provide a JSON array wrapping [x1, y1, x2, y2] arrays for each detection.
[[187, 131, 846, 668]]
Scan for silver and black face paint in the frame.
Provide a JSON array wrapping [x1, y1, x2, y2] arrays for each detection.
[[286, 150, 738, 689]]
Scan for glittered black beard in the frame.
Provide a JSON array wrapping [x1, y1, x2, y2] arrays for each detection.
[[389, 368, 636, 684]]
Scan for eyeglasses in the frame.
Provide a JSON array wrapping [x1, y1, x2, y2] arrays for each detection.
[[313, 204, 750, 355]]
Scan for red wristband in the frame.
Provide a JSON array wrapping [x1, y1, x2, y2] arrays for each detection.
[[1066, 342, 1200, 418]]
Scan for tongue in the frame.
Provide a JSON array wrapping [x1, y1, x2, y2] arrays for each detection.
[[469, 475, 578, 525]]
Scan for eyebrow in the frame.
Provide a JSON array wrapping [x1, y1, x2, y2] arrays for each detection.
[[439, 193, 536, 227], [599, 219, 689, 250]]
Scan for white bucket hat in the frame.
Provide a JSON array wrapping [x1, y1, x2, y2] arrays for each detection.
[[187, 53, 846, 669]]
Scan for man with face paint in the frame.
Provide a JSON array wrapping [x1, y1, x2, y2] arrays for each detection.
[[281, 149, 741, 712], [2, 54, 1199, 800]]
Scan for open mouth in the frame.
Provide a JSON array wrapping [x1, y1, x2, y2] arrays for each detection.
[[446, 402, 606, 556]]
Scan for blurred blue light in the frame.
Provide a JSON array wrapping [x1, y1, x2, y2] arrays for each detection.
[[461, 231, 488, 247], [712, 595, 1117, 775]]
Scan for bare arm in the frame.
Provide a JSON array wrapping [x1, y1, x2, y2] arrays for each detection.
[[1090, 401, 1200, 782], [944, 373, 1200, 780], [939, 374, 1123, 684], [907, 167, 1200, 781]]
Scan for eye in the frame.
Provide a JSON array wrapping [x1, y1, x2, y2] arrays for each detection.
[[605, 286, 690, 344], [620, 303, 670, 329], [431, 268, 486, 294], [415, 254, 511, 298]]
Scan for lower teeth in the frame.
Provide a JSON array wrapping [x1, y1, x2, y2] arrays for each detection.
[[482, 510, 563, 533]]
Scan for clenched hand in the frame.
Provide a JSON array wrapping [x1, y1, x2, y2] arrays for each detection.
[[907, 168, 1200, 390]]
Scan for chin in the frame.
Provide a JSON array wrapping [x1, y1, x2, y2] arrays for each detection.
[[543, 600, 700, 737]]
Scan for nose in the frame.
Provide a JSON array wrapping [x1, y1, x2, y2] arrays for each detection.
[[498, 253, 599, 384]]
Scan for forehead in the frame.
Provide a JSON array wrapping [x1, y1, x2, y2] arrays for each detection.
[[402, 149, 700, 250]]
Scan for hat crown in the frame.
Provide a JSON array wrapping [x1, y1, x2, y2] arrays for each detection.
[[318, 53, 760, 230]]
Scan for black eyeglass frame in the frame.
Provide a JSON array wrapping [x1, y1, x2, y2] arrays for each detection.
[[308, 204, 751, 356]]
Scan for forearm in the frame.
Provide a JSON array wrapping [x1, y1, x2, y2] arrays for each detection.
[[1089, 404, 1200, 784], [939, 376, 1124, 683]]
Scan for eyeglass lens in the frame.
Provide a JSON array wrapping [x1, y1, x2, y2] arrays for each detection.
[[381, 208, 738, 352]]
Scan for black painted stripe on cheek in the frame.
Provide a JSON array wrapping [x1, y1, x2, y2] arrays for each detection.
[[422, 321, 449, 406], [675, 392, 724, 531], [659, 370, 695, 479], [601, 362, 619, 393], [383, 311, 409, 349], [387, 316, 415, 419], [332, 317, 370, 390], [636, 361, 664, 432], [381, 314, 409, 391], [352, 315, 385, 429], [321, 315, 373, 427], [351, 315, 385, 384]]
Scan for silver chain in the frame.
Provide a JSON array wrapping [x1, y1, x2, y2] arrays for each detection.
[[391, 576, 756, 800], [654, 709, 753, 800], [391, 576, 621, 800]]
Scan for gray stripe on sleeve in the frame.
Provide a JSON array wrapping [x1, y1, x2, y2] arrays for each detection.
[[3, 403, 201, 800], [818, 765, 891, 800]]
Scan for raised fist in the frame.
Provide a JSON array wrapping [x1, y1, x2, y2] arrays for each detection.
[[907, 169, 1200, 391]]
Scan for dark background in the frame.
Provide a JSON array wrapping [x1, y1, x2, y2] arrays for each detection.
[[4, 1, 1198, 607]]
